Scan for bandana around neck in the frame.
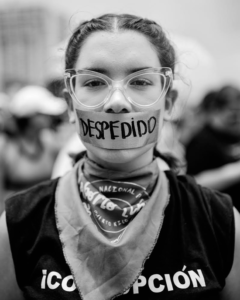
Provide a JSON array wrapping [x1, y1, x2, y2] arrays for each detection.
[[79, 157, 159, 242], [55, 157, 170, 300]]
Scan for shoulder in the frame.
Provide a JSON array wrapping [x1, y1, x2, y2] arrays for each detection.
[[4, 178, 61, 292], [5, 178, 60, 257], [166, 170, 233, 215], [5, 177, 59, 223], [0, 212, 24, 300], [166, 170, 235, 277], [166, 171, 233, 232]]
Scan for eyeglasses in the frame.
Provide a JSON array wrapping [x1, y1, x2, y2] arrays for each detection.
[[64, 67, 173, 109]]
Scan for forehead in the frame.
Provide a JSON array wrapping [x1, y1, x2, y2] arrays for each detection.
[[75, 30, 161, 73]]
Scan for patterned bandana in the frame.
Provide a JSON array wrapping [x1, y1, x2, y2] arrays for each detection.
[[79, 157, 158, 242], [55, 157, 170, 300]]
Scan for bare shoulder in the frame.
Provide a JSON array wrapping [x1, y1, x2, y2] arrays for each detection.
[[0, 212, 24, 300], [220, 208, 240, 300]]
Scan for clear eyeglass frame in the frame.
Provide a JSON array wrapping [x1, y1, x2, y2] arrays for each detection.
[[64, 67, 173, 109]]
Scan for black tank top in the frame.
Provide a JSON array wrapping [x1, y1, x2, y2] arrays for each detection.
[[6, 171, 234, 299]]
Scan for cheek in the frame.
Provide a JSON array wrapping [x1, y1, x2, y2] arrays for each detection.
[[72, 98, 103, 113], [134, 98, 166, 113]]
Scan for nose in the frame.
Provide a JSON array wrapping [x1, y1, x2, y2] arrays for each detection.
[[103, 88, 132, 113]]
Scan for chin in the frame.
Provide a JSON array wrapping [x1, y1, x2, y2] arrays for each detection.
[[84, 142, 155, 170]]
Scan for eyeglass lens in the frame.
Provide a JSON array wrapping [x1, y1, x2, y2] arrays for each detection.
[[70, 73, 167, 107]]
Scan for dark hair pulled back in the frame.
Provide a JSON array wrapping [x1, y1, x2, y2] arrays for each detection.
[[65, 13, 176, 72]]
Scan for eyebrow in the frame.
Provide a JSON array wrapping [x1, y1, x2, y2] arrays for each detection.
[[82, 67, 152, 76], [82, 68, 109, 75]]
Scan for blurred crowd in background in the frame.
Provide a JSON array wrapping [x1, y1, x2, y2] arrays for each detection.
[[0, 80, 76, 213], [1, 2, 240, 216]]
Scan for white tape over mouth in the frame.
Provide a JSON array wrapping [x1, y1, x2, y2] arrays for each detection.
[[75, 109, 161, 149]]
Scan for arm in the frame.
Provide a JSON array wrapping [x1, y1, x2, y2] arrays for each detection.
[[0, 212, 24, 300], [220, 208, 240, 299], [194, 160, 240, 191]]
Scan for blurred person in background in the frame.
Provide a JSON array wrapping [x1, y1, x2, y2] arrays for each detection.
[[0, 85, 68, 211], [186, 85, 240, 211]]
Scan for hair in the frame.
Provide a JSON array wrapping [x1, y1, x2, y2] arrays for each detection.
[[199, 85, 240, 113], [213, 85, 240, 110], [65, 13, 176, 72], [45, 78, 65, 98], [198, 90, 218, 113]]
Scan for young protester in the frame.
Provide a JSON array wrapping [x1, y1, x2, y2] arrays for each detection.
[[0, 13, 239, 300]]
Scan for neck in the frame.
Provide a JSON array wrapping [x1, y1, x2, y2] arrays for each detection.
[[87, 146, 154, 172]]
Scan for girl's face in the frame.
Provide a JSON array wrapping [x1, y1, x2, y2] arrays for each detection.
[[70, 30, 173, 171]]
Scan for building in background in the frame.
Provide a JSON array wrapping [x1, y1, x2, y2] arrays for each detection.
[[0, 6, 67, 95]]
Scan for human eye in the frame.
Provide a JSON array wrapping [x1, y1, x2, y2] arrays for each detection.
[[84, 78, 107, 88], [128, 77, 153, 92], [130, 78, 152, 87]]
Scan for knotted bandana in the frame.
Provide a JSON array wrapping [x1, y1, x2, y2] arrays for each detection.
[[55, 157, 170, 300], [79, 157, 159, 242]]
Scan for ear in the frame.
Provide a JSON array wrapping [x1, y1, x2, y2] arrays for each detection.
[[63, 89, 75, 124], [164, 89, 178, 121]]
